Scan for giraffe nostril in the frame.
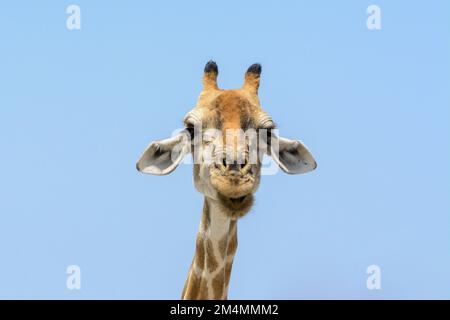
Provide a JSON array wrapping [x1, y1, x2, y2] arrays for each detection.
[[228, 161, 239, 172]]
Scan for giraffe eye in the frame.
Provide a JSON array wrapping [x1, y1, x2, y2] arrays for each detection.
[[258, 121, 275, 130], [183, 111, 201, 128], [185, 125, 195, 141], [257, 128, 273, 148], [184, 117, 198, 140], [184, 119, 195, 129]]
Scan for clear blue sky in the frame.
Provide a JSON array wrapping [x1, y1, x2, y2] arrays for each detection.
[[0, 1, 449, 299]]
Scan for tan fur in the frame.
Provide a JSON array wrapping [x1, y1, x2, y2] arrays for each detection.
[[242, 73, 260, 94], [182, 268, 202, 299], [182, 198, 236, 300], [194, 234, 205, 270], [205, 239, 218, 273], [212, 270, 225, 299]]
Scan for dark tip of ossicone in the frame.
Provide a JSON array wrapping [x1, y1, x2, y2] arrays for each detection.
[[246, 63, 262, 76], [204, 60, 218, 74]]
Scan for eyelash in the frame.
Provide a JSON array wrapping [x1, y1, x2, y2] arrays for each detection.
[[185, 126, 195, 140]]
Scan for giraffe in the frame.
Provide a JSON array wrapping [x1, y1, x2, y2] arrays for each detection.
[[136, 61, 317, 299]]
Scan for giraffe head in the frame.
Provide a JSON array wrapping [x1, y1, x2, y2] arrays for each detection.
[[137, 61, 316, 218]]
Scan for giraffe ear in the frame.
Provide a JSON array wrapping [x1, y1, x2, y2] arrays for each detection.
[[136, 130, 191, 175], [269, 135, 317, 174]]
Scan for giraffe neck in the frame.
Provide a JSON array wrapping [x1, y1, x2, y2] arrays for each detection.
[[182, 197, 238, 300]]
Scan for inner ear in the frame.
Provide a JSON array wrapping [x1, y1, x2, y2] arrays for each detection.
[[136, 130, 191, 175], [269, 134, 317, 174]]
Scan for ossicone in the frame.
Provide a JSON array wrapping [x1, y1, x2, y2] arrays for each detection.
[[243, 63, 262, 94], [203, 60, 219, 90]]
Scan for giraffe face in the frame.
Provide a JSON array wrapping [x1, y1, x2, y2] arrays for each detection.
[[184, 89, 274, 215], [136, 61, 317, 216]]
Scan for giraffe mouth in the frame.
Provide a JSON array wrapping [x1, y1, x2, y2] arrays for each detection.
[[229, 195, 247, 206], [215, 193, 255, 217]]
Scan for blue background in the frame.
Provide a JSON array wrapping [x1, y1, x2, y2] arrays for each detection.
[[0, 1, 449, 299]]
